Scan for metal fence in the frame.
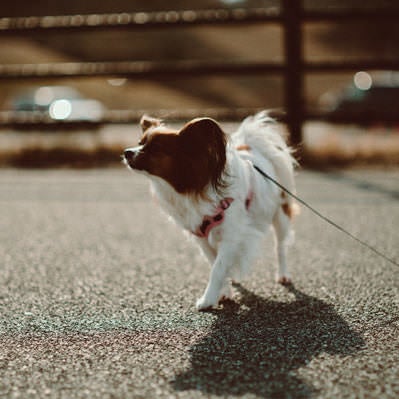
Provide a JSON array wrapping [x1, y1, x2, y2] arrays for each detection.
[[1, 0, 399, 145]]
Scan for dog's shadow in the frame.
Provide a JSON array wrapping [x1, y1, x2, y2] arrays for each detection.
[[172, 284, 364, 398]]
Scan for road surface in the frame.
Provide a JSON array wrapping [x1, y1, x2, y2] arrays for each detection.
[[0, 168, 398, 398]]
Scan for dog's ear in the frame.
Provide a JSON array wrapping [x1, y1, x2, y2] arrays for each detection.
[[179, 117, 226, 155], [140, 115, 161, 133], [179, 118, 227, 195]]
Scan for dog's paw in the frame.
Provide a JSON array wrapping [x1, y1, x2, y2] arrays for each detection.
[[277, 275, 292, 286], [196, 296, 217, 311]]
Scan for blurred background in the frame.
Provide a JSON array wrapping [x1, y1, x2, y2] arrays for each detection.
[[0, 0, 399, 167]]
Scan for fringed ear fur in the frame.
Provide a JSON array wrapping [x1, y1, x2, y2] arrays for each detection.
[[140, 115, 162, 133], [178, 118, 228, 196]]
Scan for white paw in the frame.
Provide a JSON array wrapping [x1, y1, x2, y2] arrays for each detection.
[[196, 295, 218, 311]]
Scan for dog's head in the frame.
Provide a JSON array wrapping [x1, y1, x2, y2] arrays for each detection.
[[124, 115, 228, 196]]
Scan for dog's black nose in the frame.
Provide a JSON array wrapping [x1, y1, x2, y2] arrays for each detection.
[[124, 149, 134, 161]]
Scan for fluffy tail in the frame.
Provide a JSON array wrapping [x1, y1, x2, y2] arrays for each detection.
[[233, 111, 299, 217]]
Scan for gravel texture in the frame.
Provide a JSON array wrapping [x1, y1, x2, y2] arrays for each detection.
[[0, 168, 398, 398]]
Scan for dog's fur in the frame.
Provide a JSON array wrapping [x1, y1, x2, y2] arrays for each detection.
[[124, 111, 298, 310]]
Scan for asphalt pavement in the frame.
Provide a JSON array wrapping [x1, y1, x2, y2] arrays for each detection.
[[0, 168, 398, 398]]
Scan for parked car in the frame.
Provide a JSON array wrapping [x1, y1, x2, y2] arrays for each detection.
[[8, 85, 105, 123], [319, 71, 399, 124]]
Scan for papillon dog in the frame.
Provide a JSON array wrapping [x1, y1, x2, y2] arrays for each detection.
[[124, 111, 298, 310]]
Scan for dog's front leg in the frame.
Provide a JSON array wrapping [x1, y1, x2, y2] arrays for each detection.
[[196, 245, 235, 311], [196, 260, 228, 311]]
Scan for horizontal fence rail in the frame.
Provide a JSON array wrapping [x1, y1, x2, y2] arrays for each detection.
[[2, 7, 399, 34], [0, 107, 268, 127], [3, 60, 399, 80], [0, 60, 283, 80], [1, 2, 399, 144], [1, 107, 395, 130], [0, 8, 281, 34]]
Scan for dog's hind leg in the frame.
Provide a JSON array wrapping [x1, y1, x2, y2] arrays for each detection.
[[273, 207, 294, 285]]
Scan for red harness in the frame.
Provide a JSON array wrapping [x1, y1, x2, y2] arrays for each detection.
[[193, 191, 254, 238]]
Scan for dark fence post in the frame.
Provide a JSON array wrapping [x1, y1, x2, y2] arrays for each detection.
[[282, 0, 303, 147]]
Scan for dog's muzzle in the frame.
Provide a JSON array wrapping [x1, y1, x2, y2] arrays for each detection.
[[124, 149, 135, 163], [123, 145, 143, 169]]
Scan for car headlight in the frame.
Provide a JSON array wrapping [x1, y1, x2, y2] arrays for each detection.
[[49, 99, 72, 120]]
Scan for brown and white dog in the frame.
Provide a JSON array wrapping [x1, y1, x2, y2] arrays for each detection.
[[124, 111, 298, 310]]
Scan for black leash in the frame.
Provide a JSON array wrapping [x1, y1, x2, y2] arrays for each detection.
[[252, 164, 399, 268]]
